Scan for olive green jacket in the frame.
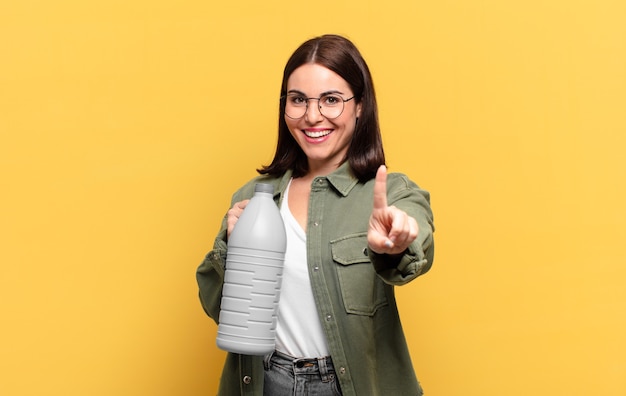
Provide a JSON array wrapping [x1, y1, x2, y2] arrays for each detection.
[[196, 162, 435, 395]]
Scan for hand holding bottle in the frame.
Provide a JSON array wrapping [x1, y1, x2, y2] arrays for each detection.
[[227, 199, 249, 239]]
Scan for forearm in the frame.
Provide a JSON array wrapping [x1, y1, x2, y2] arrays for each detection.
[[196, 232, 228, 324]]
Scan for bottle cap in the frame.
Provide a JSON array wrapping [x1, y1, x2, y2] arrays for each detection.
[[255, 183, 274, 194]]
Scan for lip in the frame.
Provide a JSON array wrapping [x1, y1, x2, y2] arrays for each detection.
[[302, 128, 333, 143]]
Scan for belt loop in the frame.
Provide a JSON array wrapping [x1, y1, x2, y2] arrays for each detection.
[[263, 351, 274, 370], [317, 356, 331, 382]]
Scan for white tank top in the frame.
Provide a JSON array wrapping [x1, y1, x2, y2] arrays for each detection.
[[274, 179, 330, 358]]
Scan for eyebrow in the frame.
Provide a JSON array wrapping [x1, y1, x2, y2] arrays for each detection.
[[287, 89, 345, 97]]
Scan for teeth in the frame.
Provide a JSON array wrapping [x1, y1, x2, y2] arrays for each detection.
[[305, 130, 332, 138]]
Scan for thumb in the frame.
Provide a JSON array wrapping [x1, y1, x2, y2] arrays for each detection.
[[373, 165, 388, 210]]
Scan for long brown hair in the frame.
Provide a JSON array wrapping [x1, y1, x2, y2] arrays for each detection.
[[258, 34, 385, 182]]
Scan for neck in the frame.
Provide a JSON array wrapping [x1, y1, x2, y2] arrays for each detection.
[[305, 159, 343, 179]]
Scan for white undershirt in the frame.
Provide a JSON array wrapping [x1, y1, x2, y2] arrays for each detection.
[[275, 179, 330, 358]]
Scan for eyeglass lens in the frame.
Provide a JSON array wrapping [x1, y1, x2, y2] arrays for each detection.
[[284, 94, 346, 119]]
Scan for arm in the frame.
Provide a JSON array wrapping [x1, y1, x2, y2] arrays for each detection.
[[196, 216, 229, 323]]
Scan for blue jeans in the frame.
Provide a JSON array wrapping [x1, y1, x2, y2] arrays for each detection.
[[263, 350, 343, 396]]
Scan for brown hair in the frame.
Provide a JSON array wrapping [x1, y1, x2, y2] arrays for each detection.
[[258, 34, 385, 182]]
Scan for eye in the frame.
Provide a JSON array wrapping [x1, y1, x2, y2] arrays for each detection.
[[288, 94, 307, 105], [322, 94, 341, 106]]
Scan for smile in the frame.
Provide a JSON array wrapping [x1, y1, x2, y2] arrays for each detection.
[[304, 129, 332, 138]]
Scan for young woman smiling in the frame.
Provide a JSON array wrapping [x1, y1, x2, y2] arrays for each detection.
[[197, 34, 435, 396]]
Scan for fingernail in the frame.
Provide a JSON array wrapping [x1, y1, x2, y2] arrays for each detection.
[[384, 240, 393, 248]]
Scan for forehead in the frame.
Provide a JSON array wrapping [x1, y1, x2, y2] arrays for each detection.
[[287, 63, 351, 94]]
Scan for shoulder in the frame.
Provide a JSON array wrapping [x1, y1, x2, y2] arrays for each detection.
[[231, 173, 289, 202], [358, 170, 423, 192], [385, 172, 431, 203], [388, 171, 423, 188]]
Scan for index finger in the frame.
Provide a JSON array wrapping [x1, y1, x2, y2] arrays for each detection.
[[373, 165, 388, 210]]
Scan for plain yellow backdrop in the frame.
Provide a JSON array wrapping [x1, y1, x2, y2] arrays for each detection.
[[1, 0, 625, 395]]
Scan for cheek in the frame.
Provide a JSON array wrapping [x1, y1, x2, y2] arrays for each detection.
[[342, 104, 360, 127], [284, 118, 298, 135], [338, 114, 357, 134], [284, 119, 303, 143], [345, 121, 357, 138]]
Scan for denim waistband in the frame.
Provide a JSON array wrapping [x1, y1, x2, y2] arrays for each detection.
[[264, 350, 336, 381]]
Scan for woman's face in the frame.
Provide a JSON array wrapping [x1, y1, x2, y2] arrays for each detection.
[[284, 63, 362, 174]]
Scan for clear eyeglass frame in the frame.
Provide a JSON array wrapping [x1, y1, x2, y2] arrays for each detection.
[[281, 93, 355, 119]]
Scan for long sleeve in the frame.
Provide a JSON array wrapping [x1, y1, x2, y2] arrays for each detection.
[[196, 215, 229, 324]]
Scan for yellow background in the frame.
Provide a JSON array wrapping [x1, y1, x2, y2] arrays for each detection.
[[1, 0, 625, 395]]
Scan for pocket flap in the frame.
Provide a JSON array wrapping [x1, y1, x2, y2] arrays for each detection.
[[330, 234, 370, 266]]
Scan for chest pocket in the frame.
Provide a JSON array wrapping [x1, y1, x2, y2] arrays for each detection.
[[331, 234, 388, 316]]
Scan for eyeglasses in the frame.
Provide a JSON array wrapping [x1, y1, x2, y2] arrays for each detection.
[[281, 93, 355, 119]]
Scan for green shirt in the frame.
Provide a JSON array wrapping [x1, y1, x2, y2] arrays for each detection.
[[197, 162, 435, 395]]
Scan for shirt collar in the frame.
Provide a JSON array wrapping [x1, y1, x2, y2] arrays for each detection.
[[276, 162, 360, 198], [325, 161, 360, 197]]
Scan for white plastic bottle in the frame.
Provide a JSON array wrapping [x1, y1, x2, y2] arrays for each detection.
[[216, 183, 287, 355]]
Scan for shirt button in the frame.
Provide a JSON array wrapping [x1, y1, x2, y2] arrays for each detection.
[[326, 314, 332, 321], [242, 376, 252, 384], [314, 222, 319, 227], [362, 247, 368, 256], [313, 266, 319, 271], [339, 367, 346, 375]]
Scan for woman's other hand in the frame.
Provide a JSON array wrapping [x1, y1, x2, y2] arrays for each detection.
[[226, 200, 249, 239]]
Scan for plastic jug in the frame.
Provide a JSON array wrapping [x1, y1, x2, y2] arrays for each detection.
[[216, 183, 287, 355]]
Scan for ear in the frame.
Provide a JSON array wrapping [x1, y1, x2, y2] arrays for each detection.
[[356, 101, 363, 119]]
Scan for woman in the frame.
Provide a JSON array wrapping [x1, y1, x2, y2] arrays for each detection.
[[197, 34, 435, 396]]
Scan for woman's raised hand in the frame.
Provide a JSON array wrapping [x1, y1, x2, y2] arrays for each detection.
[[367, 165, 419, 255]]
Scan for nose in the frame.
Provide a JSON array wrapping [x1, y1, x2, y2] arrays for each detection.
[[304, 98, 323, 123]]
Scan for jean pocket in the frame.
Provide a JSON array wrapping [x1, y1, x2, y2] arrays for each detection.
[[331, 233, 388, 316]]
